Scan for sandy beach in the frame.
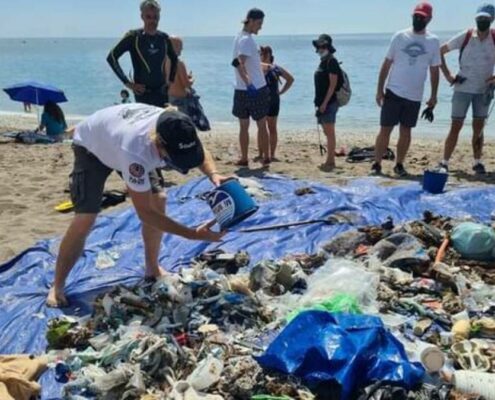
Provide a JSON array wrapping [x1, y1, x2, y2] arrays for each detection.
[[1, 112, 495, 263]]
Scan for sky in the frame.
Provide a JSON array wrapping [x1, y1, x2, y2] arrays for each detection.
[[0, 0, 488, 38]]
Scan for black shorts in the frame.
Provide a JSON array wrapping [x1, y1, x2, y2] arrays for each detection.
[[267, 94, 280, 117], [70, 145, 165, 214], [232, 86, 270, 121], [135, 88, 169, 108], [380, 90, 421, 128]]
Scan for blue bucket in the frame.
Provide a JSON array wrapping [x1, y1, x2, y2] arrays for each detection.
[[206, 178, 259, 230], [423, 170, 448, 194]]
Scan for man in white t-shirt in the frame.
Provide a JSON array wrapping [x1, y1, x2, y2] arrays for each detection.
[[47, 104, 226, 307], [438, 3, 495, 175], [372, 2, 440, 177], [232, 8, 271, 168]]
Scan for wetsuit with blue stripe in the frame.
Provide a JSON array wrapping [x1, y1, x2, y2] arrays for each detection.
[[107, 29, 178, 107]]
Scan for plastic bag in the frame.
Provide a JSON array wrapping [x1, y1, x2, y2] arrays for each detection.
[[451, 222, 495, 261], [286, 294, 361, 322], [255, 311, 425, 400], [299, 259, 379, 312]]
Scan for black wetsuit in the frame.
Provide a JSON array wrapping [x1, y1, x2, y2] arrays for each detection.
[[107, 29, 178, 107]]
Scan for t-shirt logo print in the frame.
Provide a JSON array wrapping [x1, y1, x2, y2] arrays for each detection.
[[129, 163, 145, 178], [402, 42, 427, 65]]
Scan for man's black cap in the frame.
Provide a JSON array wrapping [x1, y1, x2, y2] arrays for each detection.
[[156, 110, 205, 172]]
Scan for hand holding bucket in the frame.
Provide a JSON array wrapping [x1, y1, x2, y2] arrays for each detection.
[[205, 178, 259, 230]]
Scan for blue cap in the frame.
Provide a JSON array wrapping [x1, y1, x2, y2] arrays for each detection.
[[476, 3, 495, 19]]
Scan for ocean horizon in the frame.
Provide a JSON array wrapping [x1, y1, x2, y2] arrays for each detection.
[[1, 32, 492, 138]]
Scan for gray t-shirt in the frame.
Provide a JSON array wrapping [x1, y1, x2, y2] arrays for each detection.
[[447, 29, 495, 94]]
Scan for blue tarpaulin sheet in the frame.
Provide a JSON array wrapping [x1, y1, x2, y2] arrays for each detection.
[[255, 311, 425, 400], [1, 175, 495, 399]]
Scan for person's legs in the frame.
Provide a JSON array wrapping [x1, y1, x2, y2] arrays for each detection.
[[267, 116, 279, 159], [238, 118, 250, 164], [396, 125, 412, 165], [256, 117, 270, 164], [442, 119, 464, 161], [322, 123, 336, 167], [47, 144, 112, 307], [141, 191, 167, 278], [472, 118, 485, 160], [374, 126, 394, 164], [47, 214, 98, 307]]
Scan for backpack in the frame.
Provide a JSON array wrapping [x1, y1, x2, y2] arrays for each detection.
[[336, 64, 352, 107], [459, 28, 495, 61]]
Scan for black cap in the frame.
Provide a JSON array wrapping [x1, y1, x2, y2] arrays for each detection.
[[244, 8, 265, 22], [156, 110, 205, 172], [312, 34, 336, 53]]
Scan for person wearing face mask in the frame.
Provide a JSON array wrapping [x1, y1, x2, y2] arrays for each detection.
[[46, 104, 227, 307], [107, 0, 178, 107], [372, 2, 440, 177], [437, 3, 495, 175], [313, 34, 344, 171]]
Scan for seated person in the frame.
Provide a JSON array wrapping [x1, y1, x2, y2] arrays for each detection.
[[37, 101, 67, 142]]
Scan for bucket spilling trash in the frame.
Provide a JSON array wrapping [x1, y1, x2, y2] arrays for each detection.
[[206, 178, 259, 230], [423, 170, 448, 194]]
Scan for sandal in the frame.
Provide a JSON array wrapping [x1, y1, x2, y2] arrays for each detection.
[[235, 160, 249, 167]]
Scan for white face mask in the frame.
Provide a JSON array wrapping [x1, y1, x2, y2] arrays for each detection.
[[318, 49, 330, 59]]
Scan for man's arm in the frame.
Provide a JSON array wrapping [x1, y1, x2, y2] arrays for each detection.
[[237, 54, 251, 86], [166, 36, 178, 84], [376, 58, 393, 107], [129, 189, 223, 241], [319, 73, 338, 112], [199, 149, 228, 186], [428, 66, 440, 108], [440, 44, 455, 84], [177, 62, 193, 89], [107, 32, 133, 86]]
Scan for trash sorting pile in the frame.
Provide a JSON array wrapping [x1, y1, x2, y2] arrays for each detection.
[[4, 176, 495, 399], [43, 211, 495, 399]]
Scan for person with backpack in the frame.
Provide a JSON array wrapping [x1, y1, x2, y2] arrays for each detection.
[[437, 3, 495, 175], [313, 34, 345, 171], [372, 2, 440, 177]]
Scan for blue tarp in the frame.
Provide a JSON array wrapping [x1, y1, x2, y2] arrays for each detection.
[[255, 311, 425, 400], [1, 175, 495, 399]]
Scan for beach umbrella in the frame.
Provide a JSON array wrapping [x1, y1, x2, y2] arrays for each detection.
[[3, 81, 68, 122]]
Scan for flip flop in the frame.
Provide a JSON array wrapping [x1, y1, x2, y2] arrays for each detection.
[[54, 200, 74, 213]]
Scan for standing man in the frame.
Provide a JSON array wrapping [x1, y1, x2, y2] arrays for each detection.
[[107, 0, 178, 107], [232, 8, 271, 168], [47, 104, 226, 307], [372, 2, 440, 177], [437, 3, 495, 175]]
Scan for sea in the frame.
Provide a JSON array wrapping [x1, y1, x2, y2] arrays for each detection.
[[0, 33, 486, 137]]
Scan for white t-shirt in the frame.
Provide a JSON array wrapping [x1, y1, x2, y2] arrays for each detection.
[[386, 29, 441, 102], [73, 104, 167, 192], [447, 29, 495, 94], [232, 31, 266, 90]]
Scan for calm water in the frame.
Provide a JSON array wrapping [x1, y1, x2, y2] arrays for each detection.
[[0, 33, 480, 136]]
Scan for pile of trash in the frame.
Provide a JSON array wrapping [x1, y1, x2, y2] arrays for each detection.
[[43, 212, 495, 399]]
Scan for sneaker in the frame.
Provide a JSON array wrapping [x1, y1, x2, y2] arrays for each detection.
[[393, 163, 408, 177], [370, 162, 382, 175], [436, 162, 449, 173], [473, 163, 487, 175]]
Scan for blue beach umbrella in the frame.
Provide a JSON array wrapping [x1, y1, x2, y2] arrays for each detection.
[[3, 81, 68, 122]]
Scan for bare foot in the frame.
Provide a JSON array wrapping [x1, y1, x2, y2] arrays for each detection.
[[46, 286, 68, 308], [145, 266, 168, 280], [319, 163, 336, 172]]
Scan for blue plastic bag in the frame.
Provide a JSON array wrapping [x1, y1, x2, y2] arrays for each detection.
[[255, 311, 424, 400]]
